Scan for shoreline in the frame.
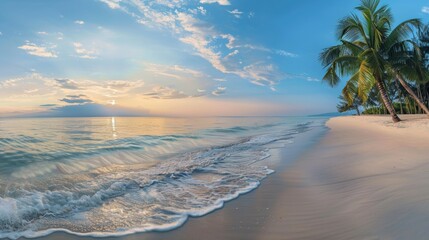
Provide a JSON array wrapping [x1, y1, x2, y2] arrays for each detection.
[[27, 118, 328, 240], [28, 115, 429, 239]]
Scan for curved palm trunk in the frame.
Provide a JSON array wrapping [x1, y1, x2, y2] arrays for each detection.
[[355, 106, 361, 116], [376, 79, 401, 122], [396, 73, 429, 117]]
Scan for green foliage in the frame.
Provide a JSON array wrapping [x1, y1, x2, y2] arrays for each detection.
[[320, 0, 429, 116]]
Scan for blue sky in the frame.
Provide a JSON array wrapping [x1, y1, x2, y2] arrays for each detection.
[[0, 0, 428, 117]]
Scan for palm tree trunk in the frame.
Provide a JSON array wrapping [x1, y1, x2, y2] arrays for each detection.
[[396, 81, 404, 114], [355, 106, 361, 116], [396, 73, 429, 117], [376, 79, 401, 122]]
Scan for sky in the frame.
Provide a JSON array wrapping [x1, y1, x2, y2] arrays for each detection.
[[0, 0, 428, 117]]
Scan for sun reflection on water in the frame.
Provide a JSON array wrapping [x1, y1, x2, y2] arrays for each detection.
[[111, 117, 117, 139]]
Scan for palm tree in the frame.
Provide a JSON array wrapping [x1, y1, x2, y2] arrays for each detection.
[[337, 94, 361, 115], [389, 30, 429, 116], [320, 0, 428, 122]]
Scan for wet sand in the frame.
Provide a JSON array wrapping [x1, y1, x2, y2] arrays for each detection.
[[31, 115, 429, 240]]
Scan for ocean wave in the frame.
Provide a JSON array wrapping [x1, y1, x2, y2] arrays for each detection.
[[0, 120, 318, 239]]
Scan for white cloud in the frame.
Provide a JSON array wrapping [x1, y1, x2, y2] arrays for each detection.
[[220, 34, 236, 49], [293, 74, 320, 82], [143, 86, 204, 99], [0, 73, 60, 100], [18, 42, 58, 58], [155, 0, 184, 8], [213, 78, 227, 82], [200, 0, 230, 5], [73, 42, 97, 59], [306, 76, 320, 82], [105, 80, 145, 93], [198, 6, 207, 15], [422, 6, 429, 14], [276, 50, 298, 57], [144, 63, 205, 80], [228, 9, 243, 18], [24, 89, 39, 94], [74, 20, 85, 25], [0, 78, 21, 88], [176, 12, 227, 72], [100, 0, 121, 9], [212, 86, 226, 96], [37, 31, 48, 35], [103, 1, 287, 89], [233, 63, 285, 89], [225, 49, 239, 59], [236, 44, 298, 58]]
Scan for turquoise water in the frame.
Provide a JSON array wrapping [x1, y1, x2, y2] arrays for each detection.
[[0, 117, 326, 239]]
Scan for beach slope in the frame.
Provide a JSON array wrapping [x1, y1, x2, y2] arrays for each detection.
[[262, 115, 429, 240]]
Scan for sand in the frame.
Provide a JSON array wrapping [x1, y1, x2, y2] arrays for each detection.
[[32, 115, 429, 240]]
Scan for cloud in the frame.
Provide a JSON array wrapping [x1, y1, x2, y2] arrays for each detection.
[[27, 103, 147, 118], [73, 42, 97, 59], [225, 49, 239, 59], [306, 76, 320, 82], [200, 0, 230, 5], [212, 86, 226, 96], [276, 50, 298, 57], [74, 20, 85, 25], [220, 34, 236, 49], [24, 88, 39, 94], [59, 94, 93, 104], [40, 104, 57, 107], [144, 63, 205, 80], [104, 80, 145, 95], [236, 44, 298, 57], [233, 63, 285, 89], [422, 6, 429, 14], [18, 42, 57, 58], [52, 78, 82, 90], [100, 0, 121, 9], [102, 0, 287, 89], [143, 86, 204, 99], [37, 31, 48, 35], [213, 78, 227, 82], [0, 73, 59, 100], [198, 6, 207, 15], [44, 75, 145, 98], [294, 74, 321, 82], [0, 78, 21, 88], [228, 9, 243, 18]]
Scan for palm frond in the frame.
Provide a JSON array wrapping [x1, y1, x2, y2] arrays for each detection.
[[384, 19, 421, 51], [357, 60, 376, 101], [322, 65, 340, 87]]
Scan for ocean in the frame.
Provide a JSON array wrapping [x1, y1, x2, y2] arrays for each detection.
[[0, 116, 327, 239]]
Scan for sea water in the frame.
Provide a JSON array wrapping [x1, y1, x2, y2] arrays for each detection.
[[0, 116, 326, 239]]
